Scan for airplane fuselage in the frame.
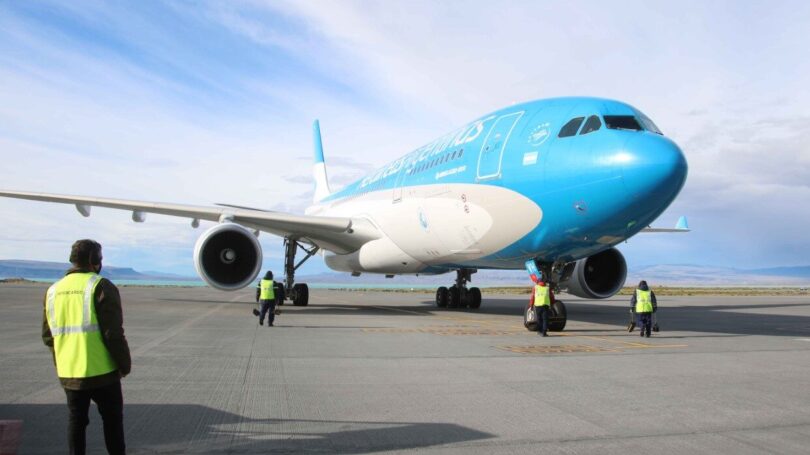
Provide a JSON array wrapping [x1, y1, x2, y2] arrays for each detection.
[[307, 97, 688, 275]]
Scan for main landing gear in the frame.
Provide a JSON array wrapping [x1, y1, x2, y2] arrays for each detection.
[[281, 238, 319, 306], [435, 268, 482, 309]]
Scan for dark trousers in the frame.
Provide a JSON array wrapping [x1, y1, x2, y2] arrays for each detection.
[[65, 380, 125, 455], [534, 305, 549, 334], [259, 299, 276, 325], [637, 312, 652, 336]]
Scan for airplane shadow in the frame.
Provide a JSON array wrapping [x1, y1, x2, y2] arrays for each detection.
[[0, 403, 493, 454], [158, 293, 810, 339]]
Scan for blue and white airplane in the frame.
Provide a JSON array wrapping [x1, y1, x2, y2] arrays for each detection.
[[0, 97, 688, 330]]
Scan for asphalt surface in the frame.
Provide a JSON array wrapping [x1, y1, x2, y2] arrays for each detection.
[[1, 283, 809, 454]]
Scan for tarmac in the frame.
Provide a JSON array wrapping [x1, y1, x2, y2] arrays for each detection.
[[1, 283, 809, 454]]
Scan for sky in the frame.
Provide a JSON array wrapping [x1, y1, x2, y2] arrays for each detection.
[[1, 0, 809, 277]]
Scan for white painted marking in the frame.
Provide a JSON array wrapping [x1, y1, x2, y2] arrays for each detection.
[[522, 151, 538, 165]]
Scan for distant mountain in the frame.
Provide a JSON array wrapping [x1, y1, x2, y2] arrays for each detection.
[[0, 260, 199, 282], [627, 264, 810, 286], [2, 260, 808, 286]]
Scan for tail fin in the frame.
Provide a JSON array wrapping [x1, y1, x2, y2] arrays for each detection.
[[312, 120, 331, 202]]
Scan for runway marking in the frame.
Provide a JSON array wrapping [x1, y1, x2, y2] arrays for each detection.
[[795, 338, 810, 342], [557, 332, 687, 349], [496, 344, 617, 354], [363, 326, 523, 336], [133, 292, 249, 356]]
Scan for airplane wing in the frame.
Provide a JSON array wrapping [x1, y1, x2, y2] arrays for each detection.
[[641, 215, 690, 233], [0, 189, 380, 254]]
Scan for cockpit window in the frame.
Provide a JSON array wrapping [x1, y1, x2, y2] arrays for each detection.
[[579, 115, 602, 135], [637, 113, 662, 135], [604, 116, 643, 131], [558, 117, 584, 138]]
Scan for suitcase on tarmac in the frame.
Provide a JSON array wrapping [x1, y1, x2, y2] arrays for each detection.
[[524, 303, 539, 332], [627, 310, 636, 332], [652, 312, 660, 332]]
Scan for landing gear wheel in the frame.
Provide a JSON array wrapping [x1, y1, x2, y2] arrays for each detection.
[[468, 287, 481, 309], [436, 287, 448, 308], [548, 300, 567, 332], [448, 286, 460, 308], [292, 283, 309, 306], [457, 289, 470, 309]]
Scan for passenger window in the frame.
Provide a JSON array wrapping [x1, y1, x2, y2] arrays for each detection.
[[458, 149, 464, 158], [604, 116, 643, 131], [580, 115, 601, 135], [558, 117, 585, 137]]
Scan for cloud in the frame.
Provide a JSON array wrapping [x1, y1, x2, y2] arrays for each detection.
[[1, 0, 810, 276]]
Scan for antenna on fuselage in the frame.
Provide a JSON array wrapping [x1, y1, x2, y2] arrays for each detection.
[[312, 120, 332, 202]]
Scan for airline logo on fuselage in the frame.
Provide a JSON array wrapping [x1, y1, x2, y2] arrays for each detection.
[[360, 115, 497, 188], [528, 122, 551, 146]]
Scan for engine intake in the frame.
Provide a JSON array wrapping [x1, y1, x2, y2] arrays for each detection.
[[193, 223, 262, 290], [559, 247, 627, 299]]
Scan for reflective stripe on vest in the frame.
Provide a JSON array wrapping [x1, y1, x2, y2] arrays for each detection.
[[534, 284, 551, 307], [46, 273, 117, 378], [635, 289, 653, 313], [260, 279, 275, 300]]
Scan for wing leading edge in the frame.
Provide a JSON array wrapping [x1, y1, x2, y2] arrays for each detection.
[[0, 189, 379, 254]]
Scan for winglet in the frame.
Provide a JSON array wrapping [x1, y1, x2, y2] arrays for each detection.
[[675, 216, 689, 230], [312, 120, 331, 202]]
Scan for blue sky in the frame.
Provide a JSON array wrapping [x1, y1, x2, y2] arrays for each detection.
[[1, 1, 809, 277]]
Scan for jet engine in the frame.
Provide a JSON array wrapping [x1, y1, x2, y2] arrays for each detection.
[[559, 247, 627, 299], [193, 223, 262, 290]]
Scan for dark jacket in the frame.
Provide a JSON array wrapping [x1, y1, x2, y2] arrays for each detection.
[[630, 282, 657, 313], [42, 268, 132, 390]]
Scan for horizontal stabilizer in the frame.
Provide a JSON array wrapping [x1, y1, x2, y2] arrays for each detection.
[[641, 216, 690, 233]]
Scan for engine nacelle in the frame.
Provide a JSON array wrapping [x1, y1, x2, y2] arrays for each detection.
[[559, 247, 627, 299], [193, 223, 262, 290]]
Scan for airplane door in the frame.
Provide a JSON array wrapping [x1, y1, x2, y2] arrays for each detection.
[[477, 111, 523, 181]]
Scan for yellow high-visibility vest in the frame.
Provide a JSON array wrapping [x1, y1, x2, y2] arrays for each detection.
[[635, 289, 653, 313], [46, 273, 117, 378], [260, 279, 275, 301], [534, 284, 551, 307]]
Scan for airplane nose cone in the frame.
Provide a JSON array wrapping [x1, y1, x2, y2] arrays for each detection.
[[620, 134, 688, 202]]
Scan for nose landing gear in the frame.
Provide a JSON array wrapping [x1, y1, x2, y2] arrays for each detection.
[[435, 268, 481, 309]]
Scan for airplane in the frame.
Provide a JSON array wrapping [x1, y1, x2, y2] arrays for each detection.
[[0, 97, 688, 331]]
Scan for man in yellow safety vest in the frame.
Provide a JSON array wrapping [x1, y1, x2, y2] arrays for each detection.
[[530, 275, 555, 336], [256, 270, 279, 326], [630, 280, 658, 337], [42, 239, 131, 454]]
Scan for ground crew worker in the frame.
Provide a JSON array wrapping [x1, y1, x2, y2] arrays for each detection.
[[256, 270, 279, 326], [42, 239, 131, 455], [529, 274, 555, 336], [630, 280, 658, 337]]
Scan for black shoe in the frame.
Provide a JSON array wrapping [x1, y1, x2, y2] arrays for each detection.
[[640, 331, 644, 337], [646, 333, 651, 338], [269, 322, 274, 327], [259, 320, 264, 326], [542, 332, 548, 337]]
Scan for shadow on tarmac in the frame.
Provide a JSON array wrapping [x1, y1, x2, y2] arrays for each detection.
[[259, 295, 810, 338], [0, 404, 493, 454]]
